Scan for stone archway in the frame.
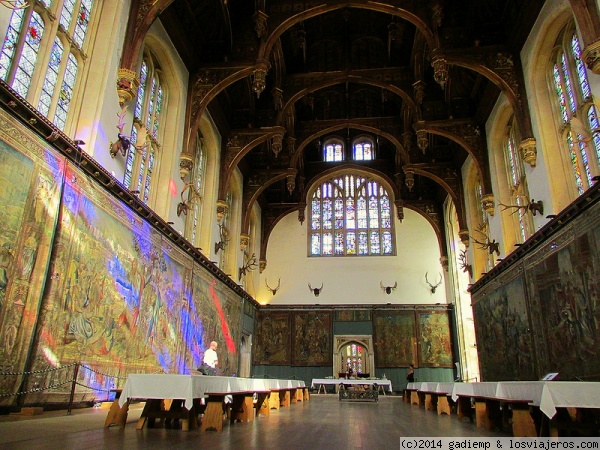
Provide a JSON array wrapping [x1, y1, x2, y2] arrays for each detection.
[[333, 335, 375, 378]]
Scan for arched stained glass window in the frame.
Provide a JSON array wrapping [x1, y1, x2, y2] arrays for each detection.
[[124, 51, 165, 204], [353, 137, 374, 161], [309, 173, 394, 256], [504, 116, 533, 242], [0, 1, 94, 131], [344, 344, 364, 374], [0, 9, 45, 98], [189, 134, 206, 246], [551, 23, 600, 195], [324, 138, 344, 162]]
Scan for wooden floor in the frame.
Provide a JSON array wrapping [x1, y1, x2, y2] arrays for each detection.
[[0, 394, 510, 449]]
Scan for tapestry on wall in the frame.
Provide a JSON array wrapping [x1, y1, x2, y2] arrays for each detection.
[[528, 229, 600, 380], [187, 264, 243, 377], [417, 310, 453, 368], [253, 311, 291, 365], [472, 270, 536, 381], [291, 311, 332, 366], [0, 113, 64, 407], [334, 310, 371, 321], [373, 311, 416, 367], [21, 160, 242, 401]]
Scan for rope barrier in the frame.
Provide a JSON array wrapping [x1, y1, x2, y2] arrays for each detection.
[[0, 379, 73, 397], [0, 362, 77, 376], [78, 364, 127, 379], [0, 362, 123, 401]]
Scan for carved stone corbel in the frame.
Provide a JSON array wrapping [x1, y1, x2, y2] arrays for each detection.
[[116, 68, 139, 105], [458, 229, 470, 247], [519, 137, 537, 167], [481, 194, 495, 216], [582, 38, 600, 75]]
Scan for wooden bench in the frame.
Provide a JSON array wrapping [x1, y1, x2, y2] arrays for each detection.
[[103, 389, 129, 429]]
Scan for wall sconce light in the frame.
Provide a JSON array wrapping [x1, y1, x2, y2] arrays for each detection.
[[308, 282, 323, 297]]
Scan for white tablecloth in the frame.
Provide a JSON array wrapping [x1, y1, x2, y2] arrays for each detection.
[[311, 378, 393, 392], [447, 381, 600, 419], [537, 382, 600, 418], [119, 374, 305, 409]]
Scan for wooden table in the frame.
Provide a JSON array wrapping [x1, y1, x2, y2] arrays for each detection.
[[111, 374, 306, 432], [311, 378, 393, 395]]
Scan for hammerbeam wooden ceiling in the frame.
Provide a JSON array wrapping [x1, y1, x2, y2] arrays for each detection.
[[122, 0, 547, 260]]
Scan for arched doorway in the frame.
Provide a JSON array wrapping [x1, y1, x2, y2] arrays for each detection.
[[333, 335, 374, 378]]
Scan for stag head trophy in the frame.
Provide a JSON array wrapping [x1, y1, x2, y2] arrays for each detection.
[[265, 278, 281, 296], [177, 182, 202, 217], [470, 223, 500, 257], [214, 223, 231, 254], [458, 249, 473, 277], [109, 105, 131, 158], [425, 272, 443, 293], [308, 282, 323, 297], [239, 252, 258, 281], [498, 197, 544, 216], [380, 281, 397, 295]]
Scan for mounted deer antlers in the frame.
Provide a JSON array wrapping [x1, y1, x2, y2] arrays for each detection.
[[459, 249, 473, 277], [265, 278, 281, 295], [214, 223, 231, 254], [497, 199, 544, 216], [425, 272, 443, 293], [308, 282, 323, 297], [177, 182, 202, 217], [109, 105, 132, 158], [239, 253, 258, 280], [380, 281, 397, 295], [470, 223, 501, 256]]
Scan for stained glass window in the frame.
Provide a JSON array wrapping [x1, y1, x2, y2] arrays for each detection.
[[189, 135, 206, 246], [309, 173, 394, 256], [504, 117, 532, 242], [551, 23, 599, 195], [324, 139, 344, 161], [353, 137, 374, 161], [124, 51, 165, 204], [0, 2, 95, 131], [344, 344, 364, 374]]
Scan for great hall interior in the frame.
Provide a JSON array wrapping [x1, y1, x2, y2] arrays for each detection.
[[0, 0, 599, 441]]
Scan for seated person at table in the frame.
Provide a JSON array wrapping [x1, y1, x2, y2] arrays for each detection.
[[406, 364, 415, 383], [199, 341, 218, 376]]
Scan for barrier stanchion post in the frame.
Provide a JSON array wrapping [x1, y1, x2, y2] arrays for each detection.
[[67, 363, 80, 415]]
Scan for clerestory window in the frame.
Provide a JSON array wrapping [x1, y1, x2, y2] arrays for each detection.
[[309, 173, 394, 256], [323, 138, 344, 162], [550, 22, 600, 195], [353, 137, 374, 161], [124, 50, 165, 204], [0, 1, 95, 132]]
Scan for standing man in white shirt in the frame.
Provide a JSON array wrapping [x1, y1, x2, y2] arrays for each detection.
[[202, 341, 219, 376]]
